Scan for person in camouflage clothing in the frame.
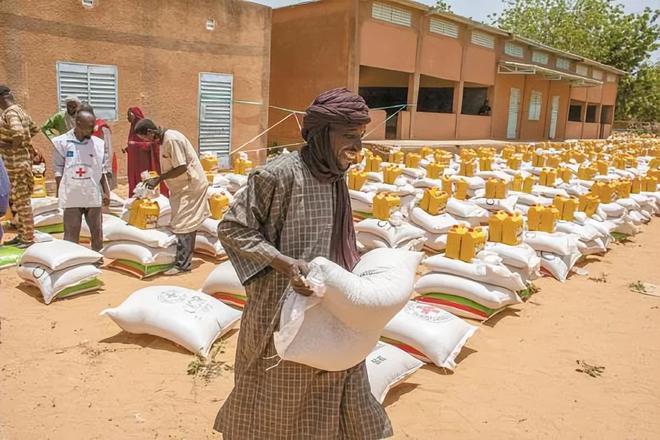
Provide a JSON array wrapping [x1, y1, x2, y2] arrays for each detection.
[[0, 85, 42, 247]]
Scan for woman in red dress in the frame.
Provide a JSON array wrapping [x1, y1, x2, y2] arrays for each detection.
[[123, 107, 168, 197]]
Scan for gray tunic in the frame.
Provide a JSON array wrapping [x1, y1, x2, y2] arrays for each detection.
[[214, 152, 392, 439]]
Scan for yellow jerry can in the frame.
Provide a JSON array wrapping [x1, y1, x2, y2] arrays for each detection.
[[459, 160, 476, 177], [502, 212, 523, 245], [405, 153, 421, 169], [347, 169, 368, 191], [208, 193, 230, 220], [558, 167, 572, 183], [578, 193, 600, 217], [445, 225, 467, 260], [366, 154, 383, 173], [32, 174, 47, 198], [128, 199, 160, 230], [511, 174, 523, 192], [389, 150, 404, 164], [201, 154, 219, 173], [383, 165, 402, 185], [546, 156, 561, 169], [596, 160, 609, 175], [488, 211, 508, 243], [539, 168, 557, 187], [459, 227, 486, 262], [553, 196, 579, 221], [479, 157, 493, 172], [454, 179, 469, 200], [485, 178, 508, 199], [372, 192, 400, 220], [507, 155, 522, 170], [527, 205, 544, 231], [419, 188, 449, 215], [427, 162, 444, 179], [523, 175, 537, 194], [441, 176, 453, 195], [642, 176, 658, 192]]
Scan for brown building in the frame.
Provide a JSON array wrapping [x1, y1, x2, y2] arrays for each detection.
[[268, 0, 625, 146], [0, 0, 272, 180]]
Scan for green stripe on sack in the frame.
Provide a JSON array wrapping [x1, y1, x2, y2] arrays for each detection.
[[114, 259, 174, 277], [0, 245, 25, 269], [36, 224, 64, 234], [418, 292, 497, 315], [57, 278, 104, 298]]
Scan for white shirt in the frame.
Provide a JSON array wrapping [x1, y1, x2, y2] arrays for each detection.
[[53, 130, 106, 208]]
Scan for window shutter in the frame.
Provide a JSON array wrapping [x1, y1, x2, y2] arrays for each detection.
[[532, 51, 548, 65], [528, 91, 542, 121], [576, 64, 588, 76], [372, 2, 411, 27], [471, 31, 495, 49], [429, 18, 458, 38], [592, 69, 602, 80], [198, 73, 233, 160], [56, 62, 118, 120], [556, 57, 570, 70], [505, 42, 524, 58]]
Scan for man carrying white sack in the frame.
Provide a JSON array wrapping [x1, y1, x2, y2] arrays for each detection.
[[53, 110, 110, 252], [214, 88, 392, 439], [135, 119, 209, 275]]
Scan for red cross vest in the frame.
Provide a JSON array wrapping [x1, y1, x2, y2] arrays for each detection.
[[55, 134, 105, 209]]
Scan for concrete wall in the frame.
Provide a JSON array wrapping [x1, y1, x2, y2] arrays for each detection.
[[364, 109, 386, 140], [268, 0, 354, 146], [583, 123, 599, 139], [0, 0, 271, 178], [419, 30, 462, 81], [491, 74, 525, 140], [519, 77, 551, 140], [456, 115, 491, 140], [413, 112, 456, 139], [360, 20, 417, 73], [565, 121, 583, 139]]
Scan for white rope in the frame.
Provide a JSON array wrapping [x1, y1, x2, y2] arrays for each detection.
[[231, 112, 294, 156]]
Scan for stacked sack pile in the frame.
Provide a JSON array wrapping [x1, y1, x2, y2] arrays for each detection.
[[103, 174, 176, 278], [17, 240, 104, 304]]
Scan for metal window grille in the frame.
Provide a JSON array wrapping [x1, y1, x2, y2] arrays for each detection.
[[372, 2, 412, 27], [429, 18, 458, 38], [556, 57, 570, 70], [576, 64, 589, 76], [56, 62, 118, 121], [198, 73, 233, 161], [528, 91, 542, 121], [505, 42, 524, 58], [471, 31, 495, 49], [532, 51, 549, 65]]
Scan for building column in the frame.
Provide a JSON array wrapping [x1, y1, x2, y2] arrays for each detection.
[[407, 72, 420, 139], [347, 0, 361, 91]]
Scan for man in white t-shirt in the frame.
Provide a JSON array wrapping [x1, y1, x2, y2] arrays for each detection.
[[53, 110, 110, 251]]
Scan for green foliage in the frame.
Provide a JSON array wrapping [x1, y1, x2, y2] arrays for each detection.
[[431, 0, 452, 13], [490, 0, 660, 122]]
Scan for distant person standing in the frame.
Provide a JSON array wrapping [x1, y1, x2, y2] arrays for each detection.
[[123, 107, 168, 197], [0, 85, 42, 248], [79, 103, 116, 190], [478, 99, 492, 116], [42, 96, 81, 140], [53, 110, 110, 252], [0, 156, 9, 243], [135, 119, 208, 275]]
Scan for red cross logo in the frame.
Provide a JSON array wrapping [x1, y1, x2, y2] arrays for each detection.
[[75, 167, 86, 177]]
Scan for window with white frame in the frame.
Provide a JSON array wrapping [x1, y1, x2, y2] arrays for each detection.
[[528, 91, 542, 121], [576, 64, 589, 76], [372, 2, 411, 27], [505, 42, 524, 58], [429, 17, 459, 38], [532, 51, 549, 64], [556, 57, 570, 70], [592, 69, 603, 80], [56, 62, 118, 120], [471, 31, 495, 49], [607, 73, 617, 82]]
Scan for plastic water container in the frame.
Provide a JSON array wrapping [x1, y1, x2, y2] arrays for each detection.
[[578, 166, 596, 180], [630, 177, 642, 194], [128, 199, 160, 230], [558, 167, 572, 183], [507, 156, 521, 170], [460, 227, 486, 262], [366, 155, 382, 173], [579, 194, 600, 217], [372, 193, 400, 221], [427, 162, 444, 179], [616, 179, 632, 198], [383, 165, 402, 185], [389, 150, 404, 164], [445, 225, 467, 260], [642, 176, 658, 192], [592, 182, 616, 203], [459, 160, 476, 177], [347, 169, 368, 191], [502, 212, 523, 245], [32, 175, 47, 198], [596, 160, 609, 175], [488, 211, 508, 242], [546, 156, 561, 169], [201, 154, 219, 172], [485, 178, 507, 199], [540, 207, 559, 233], [532, 152, 546, 167], [454, 179, 469, 200], [511, 174, 523, 192], [540, 168, 557, 187], [419, 188, 449, 215], [405, 153, 421, 168], [479, 157, 492, 172], [442, 176, 453, 195], [209, 194, 230, 220], [420, 147, 433, 158], [523, 176, 537, 194], [553, 196, 579, 221]]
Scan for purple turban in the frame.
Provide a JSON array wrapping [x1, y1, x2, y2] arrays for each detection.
[[300, 88, 370, 271]]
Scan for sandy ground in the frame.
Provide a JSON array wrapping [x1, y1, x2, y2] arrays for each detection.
[[1, 218, 659, 439]]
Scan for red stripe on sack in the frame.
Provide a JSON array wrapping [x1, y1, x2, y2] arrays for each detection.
[[415, 296, 488, 319]]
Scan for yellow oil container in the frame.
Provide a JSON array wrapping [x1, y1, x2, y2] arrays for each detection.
[[208, 194, 230, 220], [479, 157, 493, 172], [488, 211, 508, 242], [642, 176, 658, 192], [485, 178, 507, 199], [201, 154, 219, 172], [434, 151, 452, 165], [558, 167, 572, 183], [577, 166, 596, 180], [502, 212, 523, 245], [532, 152, 546, 167], [426, 162, 444, 179], [592, 182, 616, 203], [613, 157, 626, 170], [205, 172, 215, 184], [441, 176, 453, 195], [578, 193, 600, 216], [128, 199, 160, 230], [459, 227, 486, 262], [527, 205, 544, 231], [405, 153, 421, 168], [420, 147, 433, 158], [560, 150, 571, 163], [459, 160, 476, 177], [631, 177, 642, 194], [596, 160, 609, 175], [419, 188, 449, 215], [553, 196, 579, 221], [501, 148, 514, 160], [233, 157, 253, 175], [573, 152, 587, 164], [540, 206, 559, 232], [647, 168, 660, 180], [523, 175, 537, 194], [389, 150, 404, 164], [616, 180, 632, 198], [507, 155, 522, 170], [445, 225, 466, 260], [366, 154, 383, 172], [454, 179, 469, 200], [511, 174, 523, 192], [372, 193, 400, 220], [383, 165, 402, 184], [32, 175, 47, 198], [522, 150, 533, 162], [539, 168, 557, 187], [347, 169, 368, 191], [546, 156, 561, 169]]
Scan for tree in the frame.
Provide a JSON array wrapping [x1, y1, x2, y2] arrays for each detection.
[[617, 62, 659, 123], [430, 0, 452, 13], [490, 0, 660, 121]]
